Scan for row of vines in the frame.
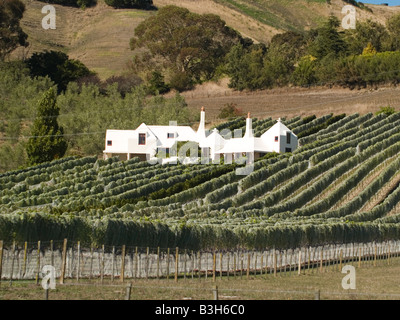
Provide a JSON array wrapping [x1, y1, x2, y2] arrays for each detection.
[[1, 111, 400, 250]]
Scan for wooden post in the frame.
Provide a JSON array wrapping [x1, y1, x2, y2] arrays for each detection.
[[125, 283, 132, 300], [246, 252, 250, 279], [175, 247, 179, 282], [320, 248, 323, 273], [89, 246, 93, 280], [374, 245, 377, 267], [121, 245, 126, 283], [184, 249, 187, 280], [134, 247, 138, 279], [60, 239, 67, 285], [260, 253, 264, 276], [111, 246, 115, 282], [157, 247, 160, 280], [227, 252, 230, 280], [233, 253, 237, 279], [298, 249, 302, 276], [212, 251, 216, 282], [146, 247, 150, 280], [339, 250, 343, 271], [198, 251, 201, 280], [358, 246, 362, 268], [100, 245, 105, 284], [254, 253, 257, 276], [35, 241, 41, 285], [9, 241, 16, 286], [273, 250, 277, 277], [191, 250, 194, 280], [220, 252, 223, 280], [76, 241, 81, 282], [213, 285, 218, 300], [166, 248, 170, 280], [23, 241, 27, 278]]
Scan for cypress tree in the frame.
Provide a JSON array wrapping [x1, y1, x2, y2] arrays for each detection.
[[26, 88, 68, 166]]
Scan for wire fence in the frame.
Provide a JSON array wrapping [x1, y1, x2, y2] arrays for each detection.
[[1, 239, 399, 284]]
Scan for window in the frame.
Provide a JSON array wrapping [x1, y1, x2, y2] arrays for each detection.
[[107, 140, 112, 146], [167, 133, 175, 139], [285, 147, 292, 153], [286, 132, 291, 144], [138, 133, 146, 145], [275, 136, 279, 142]]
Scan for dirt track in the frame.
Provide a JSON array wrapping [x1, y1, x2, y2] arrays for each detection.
[[179, 81, 400, 123]]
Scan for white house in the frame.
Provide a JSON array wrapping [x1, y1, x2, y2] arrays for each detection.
[[215, 113, 298, 163], [103, 108, 297, 163]]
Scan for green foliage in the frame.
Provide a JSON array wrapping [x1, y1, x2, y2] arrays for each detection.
[[37, 0, 96, 8], [104, 0, 154, 9], [27, 50, 93, 93], [376, 106, 396, 116], [130, 5, 242, 91], [26, 88, 68, 166], [0, 0, 28, 61]]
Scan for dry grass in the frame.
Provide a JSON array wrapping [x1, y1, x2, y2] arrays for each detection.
[[178, 80, 400, 124], [11, 0, 400, 79], [2, 257, 400, 300]]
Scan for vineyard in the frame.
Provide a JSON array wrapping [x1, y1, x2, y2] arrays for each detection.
[[1, 111, 400, 250]]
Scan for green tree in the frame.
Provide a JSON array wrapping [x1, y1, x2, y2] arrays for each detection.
[[344, 19, 389, 55], [130, 5, 242, 91], [26, 88, 68, 165], [0, 0, 28, 61], [104, 0, 153, 9], [307, 16, 348, 59], [27, 50, 93, 93], [386, 13, 400, 51]]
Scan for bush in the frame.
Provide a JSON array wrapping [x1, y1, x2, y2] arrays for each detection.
[[104, 0, 154, 9]]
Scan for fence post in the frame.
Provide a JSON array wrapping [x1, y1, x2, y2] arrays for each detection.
[[60, 239, 67, 284], [77, 241, 81, 282], [23, 241, 27, 278], [298, 249, 302, 276], [10, 241, 16, 286], [157, 247, 160, 280], [212, 251, 216, 282], [0, 240, 3, 287], [125, 282, 132, 300], [146, 247, 149, 280], [273, 250, 277, 277], [220, 252, 223, 280], [166, 248, 170, 280], [100, 245, 105, 284], [320, 248, 323, 273], [111, 246, 115, 282], [121, 245, 126, 283], [175, 247, 179, 282], [35, 241, 41, 285], [246, 252, 250, 279], [212, 285, 219, 300], [339, 250, 343, 271]]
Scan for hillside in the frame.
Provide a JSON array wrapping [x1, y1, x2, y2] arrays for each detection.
[[1, 111, 400, 249], [12, 0, 400, 79]]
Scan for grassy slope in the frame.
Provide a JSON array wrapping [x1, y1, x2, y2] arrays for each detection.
[[10, 0, 400, 123], [13, 0, 400, 79]]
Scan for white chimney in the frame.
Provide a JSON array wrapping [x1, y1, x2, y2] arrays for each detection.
[[197, 106, 206, 141], [244, 112, 253, 138]]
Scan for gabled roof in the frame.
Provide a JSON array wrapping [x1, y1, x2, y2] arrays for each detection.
[[262, 118, 297, 138]]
